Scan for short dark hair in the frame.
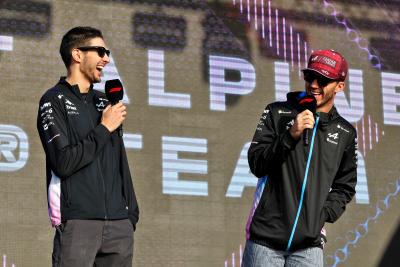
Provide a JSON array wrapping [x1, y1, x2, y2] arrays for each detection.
[[59, 26, 104, 68]]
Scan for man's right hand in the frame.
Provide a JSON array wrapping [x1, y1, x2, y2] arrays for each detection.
[[289, 109, 315, 140], [101, 102, 126, 132]]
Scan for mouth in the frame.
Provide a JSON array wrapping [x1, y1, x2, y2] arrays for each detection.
[[310, 91, 322, 96], [308, 89, 322, 97]]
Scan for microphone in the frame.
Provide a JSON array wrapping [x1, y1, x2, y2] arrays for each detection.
[[286, 91, 316, 146], [298, 95, 316, 146], [105, 79, 124, 137]]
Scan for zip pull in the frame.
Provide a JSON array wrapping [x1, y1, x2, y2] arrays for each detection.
[[314, 115, 320, 130]]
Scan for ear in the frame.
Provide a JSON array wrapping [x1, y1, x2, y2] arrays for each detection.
[[334, 81, 345, 94], [71, 48, 83, 64]]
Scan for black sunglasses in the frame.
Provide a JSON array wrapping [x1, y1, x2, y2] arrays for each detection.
[[303, 71, 336, 87], [77, 46, 110, 57]]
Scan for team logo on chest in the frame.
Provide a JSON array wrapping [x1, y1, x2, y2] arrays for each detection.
[[63, 97, 79, 115], [327, 132, 339, 145], [286, 119, 294, 130], [96, 97, 109, 112]]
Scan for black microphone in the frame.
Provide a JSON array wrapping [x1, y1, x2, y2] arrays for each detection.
[[298, 95, 316, 146], [105, 79, 124, 137], [286, 91, 316, 146]]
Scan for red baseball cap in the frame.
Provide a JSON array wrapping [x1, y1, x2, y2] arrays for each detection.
[[302, 49, 348, 81]]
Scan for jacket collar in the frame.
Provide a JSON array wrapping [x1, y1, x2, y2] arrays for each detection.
[[317, 106, 340, 122], [317, 106, 340, 130], [58, 77, 95, 103]]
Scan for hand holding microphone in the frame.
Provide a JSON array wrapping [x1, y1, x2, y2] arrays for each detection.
[[289, 109, 315, 141], [287, 92, 316, 145], [101, 79, 125, 136], [101, 102, 126, 133]]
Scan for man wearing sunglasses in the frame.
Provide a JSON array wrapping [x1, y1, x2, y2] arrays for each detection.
[[37, 26, 139, 267], [243, 50, 357, 267]]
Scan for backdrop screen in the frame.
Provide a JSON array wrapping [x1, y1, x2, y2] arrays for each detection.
[[0, 0, 399, 266]]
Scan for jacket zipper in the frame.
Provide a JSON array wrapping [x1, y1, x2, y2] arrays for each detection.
[[84, 99, 108, 219], [286, 113, 320, 251]]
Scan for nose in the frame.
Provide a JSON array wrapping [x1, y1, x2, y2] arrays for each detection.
[[310, 79, 320, 89], [103, 53, 110, 64]]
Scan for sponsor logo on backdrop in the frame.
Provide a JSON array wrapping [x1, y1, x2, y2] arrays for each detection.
[[0, 124, 29, 172]]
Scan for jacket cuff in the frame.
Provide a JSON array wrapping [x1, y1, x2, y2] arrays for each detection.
[[97, 123, 112, 135], [93, 124, 112, 146], [128, 214, 138, 231]]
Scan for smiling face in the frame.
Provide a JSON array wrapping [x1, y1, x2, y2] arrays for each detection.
[[75, 37, 110, 84], [304, 70, 345, 113]]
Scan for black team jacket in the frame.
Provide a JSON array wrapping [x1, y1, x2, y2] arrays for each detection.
[[37, 78, 139, 229], [246, 98, 357, 251]]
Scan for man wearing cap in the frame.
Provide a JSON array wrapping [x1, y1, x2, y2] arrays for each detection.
[[242, 50, 357, 267]]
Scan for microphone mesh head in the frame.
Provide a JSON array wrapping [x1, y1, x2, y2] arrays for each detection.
[[299, 95, 317, 113], [286, 91, 316, 113], [105, 79, 124, 104]]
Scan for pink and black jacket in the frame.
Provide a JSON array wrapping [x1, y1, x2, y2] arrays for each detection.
[[37, 78, 139, 229]]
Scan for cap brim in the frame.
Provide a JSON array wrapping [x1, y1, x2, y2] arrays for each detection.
[[301, 68, 338, 80]]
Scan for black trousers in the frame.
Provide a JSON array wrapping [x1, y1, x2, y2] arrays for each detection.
[[52, 219, 134, 267]]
